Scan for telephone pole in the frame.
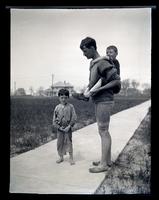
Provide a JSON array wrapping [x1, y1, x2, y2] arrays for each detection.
[[14, 81, 16, 94], [51, 74, 54, 96]]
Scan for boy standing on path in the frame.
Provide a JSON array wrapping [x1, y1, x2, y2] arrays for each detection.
[[53, 89, 77, 165], [75, 37, 121, 173]]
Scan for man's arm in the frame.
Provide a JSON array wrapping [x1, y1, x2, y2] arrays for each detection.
[[91, 65, 121, 95], [90, 79, 121, 95]]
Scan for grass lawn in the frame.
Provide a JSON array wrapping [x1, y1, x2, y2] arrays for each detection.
[[10, 96, 150, 157]]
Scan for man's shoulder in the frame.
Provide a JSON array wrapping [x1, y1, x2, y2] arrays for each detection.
[[96, 58, 113, 67], [96, 57, 110, 64], [96, 59, 113, 73], [97, 59, 109, 64]]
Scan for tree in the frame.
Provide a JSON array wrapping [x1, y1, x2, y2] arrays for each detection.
[[36, 86, 45, 96], [29, 86, 34, 96], [14, 88, 26, 96], [142, 83, 151, 98], [121, 79, 130, 96], [80, 85, 87, 93], [131, 79, 140, 90], [143, 88, 151, 98], [142, 83, 151, 90]]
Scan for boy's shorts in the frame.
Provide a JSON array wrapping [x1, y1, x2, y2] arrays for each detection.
[[95, 101, 114, 131]]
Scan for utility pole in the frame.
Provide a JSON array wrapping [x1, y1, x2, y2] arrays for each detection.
[[14, 81, 16, 94], [51, 74, 54, 96]]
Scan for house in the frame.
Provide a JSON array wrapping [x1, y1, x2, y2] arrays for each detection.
[[45, 81, 74, 97], [14, 88, 26, 96]]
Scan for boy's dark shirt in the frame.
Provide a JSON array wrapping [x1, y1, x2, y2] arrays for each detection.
[[112, 59, 120, 75]]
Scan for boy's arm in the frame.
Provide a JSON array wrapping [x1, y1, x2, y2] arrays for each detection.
[[70, 105, 77, 127], [52, 107, 62, 131], [91, 80, 121, 95], [90, 68, 121, 95], [63, 105, 77, 132]]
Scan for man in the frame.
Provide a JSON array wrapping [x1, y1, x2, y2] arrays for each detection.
[[73, 37, 121, 173]]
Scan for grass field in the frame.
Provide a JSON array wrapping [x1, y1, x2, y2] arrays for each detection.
[[10, 96, 150, 157]]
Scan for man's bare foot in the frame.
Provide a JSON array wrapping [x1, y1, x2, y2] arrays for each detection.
[[92, 161, 112, 167], [89, 165, 110, 173]]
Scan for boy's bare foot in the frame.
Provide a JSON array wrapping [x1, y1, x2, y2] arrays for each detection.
[[69, 159, 75, 165], [56, 157, 64, 164]]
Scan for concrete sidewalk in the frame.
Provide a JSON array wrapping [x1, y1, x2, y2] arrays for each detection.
[[10, 100, 151, 194]]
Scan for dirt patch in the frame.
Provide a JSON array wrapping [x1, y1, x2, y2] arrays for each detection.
[[95, 107, 151, 194]]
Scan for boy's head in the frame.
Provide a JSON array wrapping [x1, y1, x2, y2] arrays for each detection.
[[106, 45, 118, 61], [80, 37, 97, 59], [58, 89, 69, 105]]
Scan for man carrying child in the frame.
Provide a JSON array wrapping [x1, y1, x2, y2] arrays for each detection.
[[73, 37, 121, 173]]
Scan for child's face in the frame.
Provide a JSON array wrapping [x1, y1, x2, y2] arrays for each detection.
[[59, 95, 69, 105], [106, 48, 117, 61]]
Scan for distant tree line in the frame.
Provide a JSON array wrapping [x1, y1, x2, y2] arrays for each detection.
[[119, 79, 150, 98], [11, 79, 151, 98]]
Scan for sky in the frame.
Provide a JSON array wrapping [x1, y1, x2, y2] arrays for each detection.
[[11, 8, 151, 93]]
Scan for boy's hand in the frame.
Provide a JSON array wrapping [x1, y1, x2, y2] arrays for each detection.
[[90, 88, 101, 96], [58, 127, 65, 132], [63, 125, 71, 133]]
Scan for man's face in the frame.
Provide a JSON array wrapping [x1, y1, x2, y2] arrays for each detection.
[[106, 48, 117, 61], [82, 46, 94, 59]]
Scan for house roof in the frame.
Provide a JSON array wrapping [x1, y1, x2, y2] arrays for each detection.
[[53, 81, 73, 88]]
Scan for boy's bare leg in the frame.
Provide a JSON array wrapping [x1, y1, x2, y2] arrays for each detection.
[[56, 155, 64, 163], [69, 152, 75, 165]]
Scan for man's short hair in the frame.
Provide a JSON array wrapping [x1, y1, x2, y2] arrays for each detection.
[[80, 37, 97, 50], [58, 89, 69, 97], [107, 45, 118, 54]]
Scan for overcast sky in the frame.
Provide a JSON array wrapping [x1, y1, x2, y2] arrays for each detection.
[[11, 8, 151, 93]]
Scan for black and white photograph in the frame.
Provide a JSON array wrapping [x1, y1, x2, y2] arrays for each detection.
[[10, 7, 151, 194]]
